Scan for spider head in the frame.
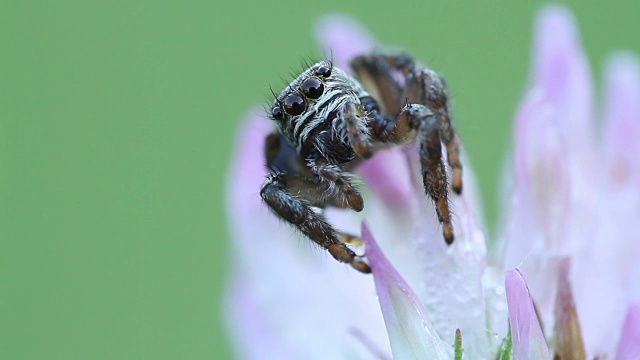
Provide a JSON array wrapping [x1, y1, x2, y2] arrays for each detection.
[[270, 61, 333, 120], [269, 61, 368, 148]]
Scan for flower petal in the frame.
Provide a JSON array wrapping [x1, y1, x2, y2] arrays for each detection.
[[615, 303, 640, 360], [503, 90, 570, 335], [224, 112, 390, 359], [413, 175, 490, 357], [505, 269, 551, 360], [504, 5, 598, 339], [379, 145, 491, 357], [532, 5, 594, 160], [357, 148, 417, 211], [602, 53, 640, 187], [553, 259, 586, 359], [571, 53, 640, 357], [356, 139, 492, 356], [224, 279, 308, 360], [362, 222, 452, 360], [314, 14, 375, 70]]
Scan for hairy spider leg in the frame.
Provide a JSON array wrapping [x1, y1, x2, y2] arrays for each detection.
[[263, 131, 370, 273], [308, 160, 364, 212], [402, 63, 463, 195], [260, 173, 371, 273], [352, 54, 463, 194], [350, 54, 460, 244], [342, 101, 373, 159]]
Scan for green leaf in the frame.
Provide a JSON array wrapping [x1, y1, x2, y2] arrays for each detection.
[[495, 327, 512, 360], [454, 329, 463, 360]]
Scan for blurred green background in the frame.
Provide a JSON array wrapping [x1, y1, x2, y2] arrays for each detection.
[[1, 1, 638, 359]]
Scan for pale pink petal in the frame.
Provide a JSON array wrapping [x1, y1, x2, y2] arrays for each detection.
[[572, 53, 640, 357], [532, 5, 594, 162], [615, 304, 640, 360], [226, 111, 274, 227], [505, 269, 551, 360], [224, 111, 390, 359], [357, 148, 417, 211], [602, 53, 640, 187], [415, 180, 490, 356], [502, 90, 570, 336], [362, 222, 452, 360], [531, 11, 599, 294], [504, 5, 599, 339], [314, 14, 375, 70], [224, 280, 307, 360], [488, 5, 638, 359], [378, 145, 491, 358]]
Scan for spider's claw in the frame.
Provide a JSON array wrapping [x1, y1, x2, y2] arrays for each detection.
[[350, 259, 371, 274], [443, 223, 454, 245], [328, 243, 370, 274], [347, 192, 364, 212], [452, 176, 463, 195]]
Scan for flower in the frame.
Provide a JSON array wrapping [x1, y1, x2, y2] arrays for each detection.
[[500, 5, 640, 358], [223, 5, 640, 359]]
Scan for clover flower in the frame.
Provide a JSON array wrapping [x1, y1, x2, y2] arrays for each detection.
[[223, 5, 640, 359]]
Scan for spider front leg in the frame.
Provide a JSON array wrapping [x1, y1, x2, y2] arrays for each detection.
[[260, 172, 370, 273], [353, 99, 455, 243], [394, 104, 455, 244], [403, 64, 463, 194], [352, 53, 463, 194]]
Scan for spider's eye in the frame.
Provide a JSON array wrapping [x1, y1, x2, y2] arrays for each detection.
[[271, 104, 283, 120], [283, 93, 306, 116], [313, 65, 331, 78], [301, 77, 324, 99]]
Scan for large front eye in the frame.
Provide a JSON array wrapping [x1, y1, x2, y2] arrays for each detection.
[[283, 93, 306, 116], [301, 77, 324, 99]]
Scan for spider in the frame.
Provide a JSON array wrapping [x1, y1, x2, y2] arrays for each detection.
[[261, 53, 463, 273]]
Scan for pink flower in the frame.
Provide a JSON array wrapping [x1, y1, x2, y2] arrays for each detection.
[[223, 5, 640, 359], [501, 5, 640, 358]]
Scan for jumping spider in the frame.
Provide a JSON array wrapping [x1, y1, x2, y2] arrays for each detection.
[[261, 53, 463, 274]]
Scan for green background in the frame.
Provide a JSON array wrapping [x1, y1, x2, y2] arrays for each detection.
[[2, 1, 638, 359]]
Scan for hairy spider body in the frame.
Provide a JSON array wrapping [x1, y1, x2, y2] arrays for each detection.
[[261, 54, 463, 273]]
